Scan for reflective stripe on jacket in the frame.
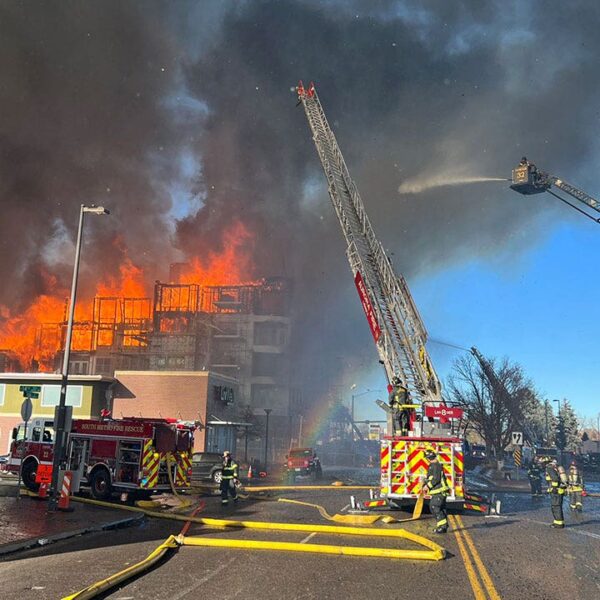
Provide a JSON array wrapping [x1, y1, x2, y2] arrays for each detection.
[[222, 460, 238, 480], [426, 461, 449, 495]]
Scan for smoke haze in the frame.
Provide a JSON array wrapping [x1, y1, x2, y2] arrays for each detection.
[[1, 0, 600, 396]]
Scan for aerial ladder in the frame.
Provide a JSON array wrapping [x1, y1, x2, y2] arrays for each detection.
[[511, 158, 600, 224], [297, 82, 469, 507], [470, 346, 539, 448]]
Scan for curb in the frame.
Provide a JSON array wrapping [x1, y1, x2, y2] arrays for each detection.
[[0, 513, 145, 557]]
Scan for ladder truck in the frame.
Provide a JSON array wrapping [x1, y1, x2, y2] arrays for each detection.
[[511, 158, 600, 224], [296, 82, 467, 508]]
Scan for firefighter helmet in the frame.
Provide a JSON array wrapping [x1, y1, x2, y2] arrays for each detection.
[[425, 450, 436, 461]]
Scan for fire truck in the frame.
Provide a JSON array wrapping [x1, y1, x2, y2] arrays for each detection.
[[297, 82, 470, 509], [7, 416, 194, 499]]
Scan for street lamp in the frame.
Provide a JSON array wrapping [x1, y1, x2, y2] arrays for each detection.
[[349, 385, 382, 433], [48, 204, 109, 511], [263, 408, 272, 473]]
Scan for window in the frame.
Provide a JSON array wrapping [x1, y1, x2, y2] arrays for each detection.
[[253, 322, 287, 346], [32, 426, 42, 442], [0, 383, 4, 406], [252, 352, 284, 377], [41, 385, 83, 408], [43, 421, 55, 443]]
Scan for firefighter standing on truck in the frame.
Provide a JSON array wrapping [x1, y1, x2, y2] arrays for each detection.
[[545, 458, 567, 528], [423, 450, 449, 534], [220, 451, 239, 506], [567, 462, 584, 512], [388, 377, 411, 436]]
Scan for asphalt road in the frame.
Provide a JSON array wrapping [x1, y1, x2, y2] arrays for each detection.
[[0, 472, 598, 600]]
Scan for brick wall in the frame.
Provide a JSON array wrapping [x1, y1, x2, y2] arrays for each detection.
[[113, 371, 240, 452]]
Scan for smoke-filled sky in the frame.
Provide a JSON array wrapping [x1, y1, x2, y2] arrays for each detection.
[[1, 1, 599, 418]]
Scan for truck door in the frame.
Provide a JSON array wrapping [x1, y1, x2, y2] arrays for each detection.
[[67, 438, 89, 493]]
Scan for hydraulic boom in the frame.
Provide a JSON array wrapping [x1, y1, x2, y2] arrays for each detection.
[[511, 158, 600, 224]]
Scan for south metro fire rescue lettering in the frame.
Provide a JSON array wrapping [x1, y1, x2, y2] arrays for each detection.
[[354, 271, 382, 342], [9, 417, 194, 499]]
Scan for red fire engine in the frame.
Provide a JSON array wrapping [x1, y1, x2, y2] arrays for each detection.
[[7, 416, 194, 499]]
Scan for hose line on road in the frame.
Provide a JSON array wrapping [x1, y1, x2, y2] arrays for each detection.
[[62, 535, 179, 600], [70, 496, 445, 560], [62, 500, 207, 600]]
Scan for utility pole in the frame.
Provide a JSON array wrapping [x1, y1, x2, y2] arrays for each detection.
[[544, 400, 549, 445], [263, 409, 272, 473], [48, 204, 109, 511]]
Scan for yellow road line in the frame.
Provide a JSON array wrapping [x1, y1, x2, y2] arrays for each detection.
[[450, 515, 486, 600], [455, 515, 502, 600]]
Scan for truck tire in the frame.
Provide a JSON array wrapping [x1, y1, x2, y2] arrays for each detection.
[[21, 459, 40, 492], [89, 468, 112, 500]]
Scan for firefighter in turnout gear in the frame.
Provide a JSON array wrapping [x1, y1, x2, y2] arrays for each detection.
[[424, 450, 449, 533], [388, 377, 412, 436], [545, 458, 567, 528], [527, 458, 544, 496], [567, 462, 584, 512], [220, 451, 239, 506]]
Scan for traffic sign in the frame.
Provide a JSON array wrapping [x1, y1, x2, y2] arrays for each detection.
[[514, 447, 522, 467], [19, 385, 41, 399], [511, 431, 524, 446], [20, 397, 33, 422], [424, 406, 464, 420]]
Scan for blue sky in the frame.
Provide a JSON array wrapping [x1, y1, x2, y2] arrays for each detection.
[[355, 209, 600, 422]]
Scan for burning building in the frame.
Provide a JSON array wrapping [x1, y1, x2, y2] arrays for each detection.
[[0, 267, 293, 461]]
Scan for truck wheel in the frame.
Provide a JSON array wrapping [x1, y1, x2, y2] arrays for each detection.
[[89, 468, 112, 500], [21, 459, 39, 492], [212, 469, 223, 484]]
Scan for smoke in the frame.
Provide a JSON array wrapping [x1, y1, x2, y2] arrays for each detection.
[[2, 1, 600, 401]]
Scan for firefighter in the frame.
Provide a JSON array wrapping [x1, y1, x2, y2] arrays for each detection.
[[388, 377, 411, 435], [567, 462, 584, 512], [527, 458, 543, 496], [545, 458, 567, 528], [220, 450, 239, 506], [423, 450, 449, 533]]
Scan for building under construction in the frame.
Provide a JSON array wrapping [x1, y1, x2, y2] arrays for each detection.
[[27, 274, 293, 461]]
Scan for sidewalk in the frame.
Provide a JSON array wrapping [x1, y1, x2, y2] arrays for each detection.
[[0, 488, 143, 556]]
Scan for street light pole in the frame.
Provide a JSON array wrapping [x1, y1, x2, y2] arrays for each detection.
[[48, 204, 109, 511], [263, 408, 272, 473]]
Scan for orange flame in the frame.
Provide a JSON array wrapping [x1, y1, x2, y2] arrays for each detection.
[[0, 221, 259, 371]]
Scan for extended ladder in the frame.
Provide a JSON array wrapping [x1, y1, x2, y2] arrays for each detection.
[[297, 82, 442, 405]]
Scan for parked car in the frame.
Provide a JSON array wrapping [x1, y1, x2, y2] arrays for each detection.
[[285, 447, 322, 483], [191, 452, 223, 484]]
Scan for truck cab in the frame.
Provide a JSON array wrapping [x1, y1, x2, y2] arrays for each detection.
[[8, 418, 55, 488]]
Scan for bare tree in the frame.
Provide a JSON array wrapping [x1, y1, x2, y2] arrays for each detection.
[[446, 353, 541, 460]]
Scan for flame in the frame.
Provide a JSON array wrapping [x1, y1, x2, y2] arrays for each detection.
[[180, 221, 256, 285], [0, 221, 260, 371]]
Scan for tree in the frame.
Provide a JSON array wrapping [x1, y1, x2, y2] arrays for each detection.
[[446, 352, 542, 461], [555, 400, 580, 453]]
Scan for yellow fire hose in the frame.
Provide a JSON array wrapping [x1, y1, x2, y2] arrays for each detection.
[[61, 494, 444, 598], [278, 494, 424, 525], [243, 484, 373, 491], [70, 496, 444, 555], [62, 535, 179, 600]]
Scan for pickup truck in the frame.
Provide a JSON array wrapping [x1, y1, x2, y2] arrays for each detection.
[[285, 447, 322, 483]]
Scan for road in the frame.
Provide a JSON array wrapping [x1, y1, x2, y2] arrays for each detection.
[[0, 470, 598, 600]]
